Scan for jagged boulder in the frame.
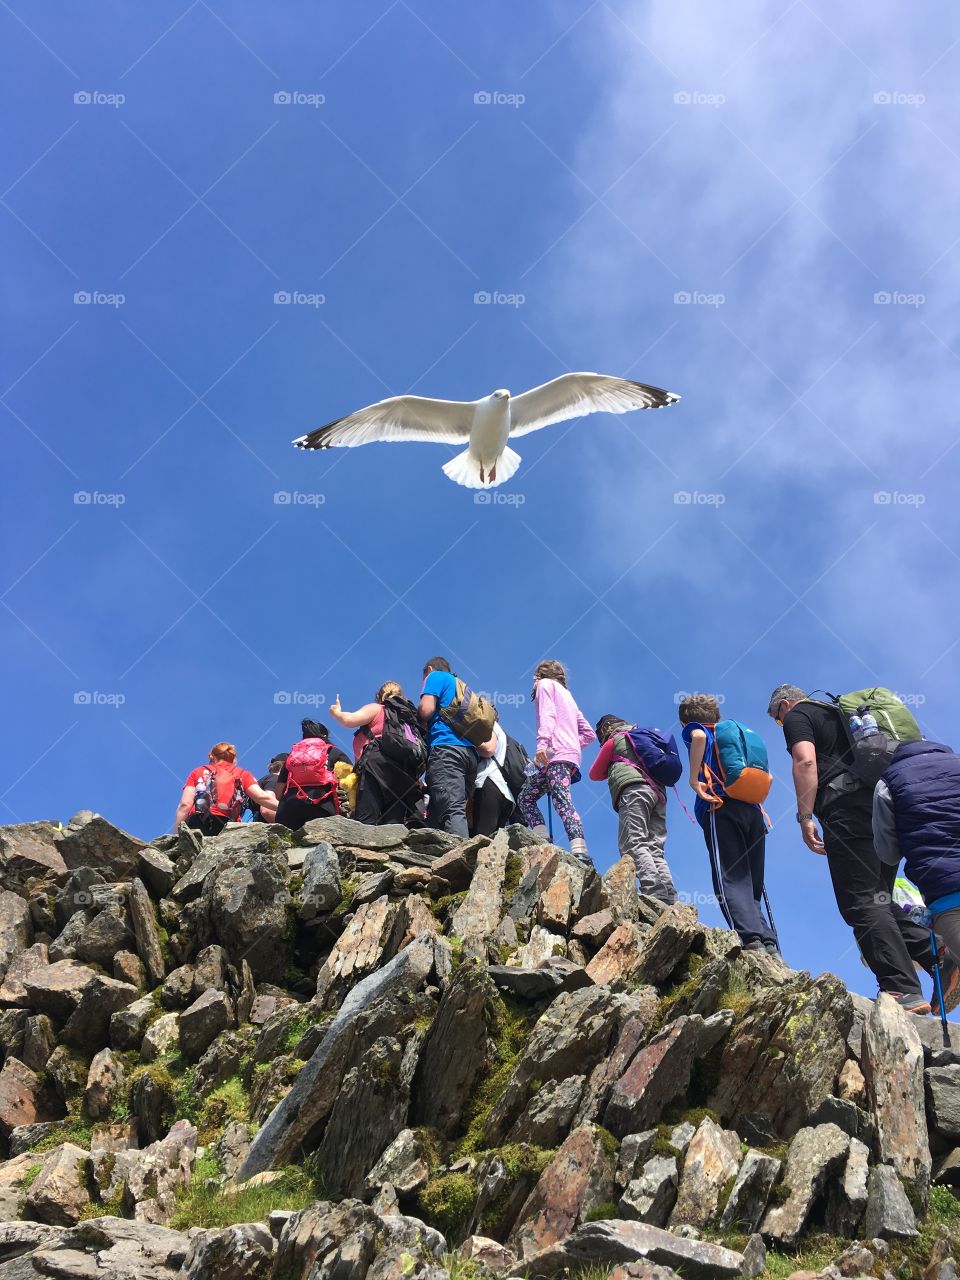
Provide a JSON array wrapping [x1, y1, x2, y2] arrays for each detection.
[[181, 1222, 275, 1280], [0, 890, 32, 981], [0, 821, 68, 891], [22, 1141, 90, 1225], [825, 1135, 870, 1236], [202, 845, 291, 983], [298, 840, 342, 919], [669, 1117, 741, 1229], [708, 973, 853, 1140], [273, 1199, 380, 1278], [55, 812, 145, 878], [128, 877, 166, 987], [719, 1149, 781, 1234], [862, 992, 931, 1199], [864, 1162, 919, 1239], [511, 1123, 618, 1258], [412, 960, 494, 1136], [760, 1122, 850, 1248], [30, 1216, 191, 1277], [450, 829, 511, 960], [522, 1219, 746, 1280], [619, 1156, 679, 1227], [601, 855, 641, 924], [485, 986, 626, 1145]]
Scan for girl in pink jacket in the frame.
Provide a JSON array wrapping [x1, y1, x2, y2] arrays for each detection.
[[518, 659, 596, 863]]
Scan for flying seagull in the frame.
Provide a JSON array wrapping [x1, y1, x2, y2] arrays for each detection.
[[293, 372, 680, 488]]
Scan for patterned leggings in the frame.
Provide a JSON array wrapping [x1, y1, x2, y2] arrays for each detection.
[[518, 761, 584, 841]]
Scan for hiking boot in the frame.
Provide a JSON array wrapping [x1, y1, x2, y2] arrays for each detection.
[[741, 939, 766, 952], [569, 837, 592, 866], [932, 950, 960, 1016], [891, 992, 933, 1015], [764, 942, 788, 964]]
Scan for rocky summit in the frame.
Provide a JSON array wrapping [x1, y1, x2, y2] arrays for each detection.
[[0, 812, 958, 1280]]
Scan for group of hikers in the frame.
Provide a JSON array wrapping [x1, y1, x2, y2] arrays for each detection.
[[173, 659, 960, 1019]]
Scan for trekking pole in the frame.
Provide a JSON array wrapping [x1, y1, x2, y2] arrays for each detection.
[[762, 886, 781, 951], [546, 794, 554, 842], [931, 927, 952, 1049]]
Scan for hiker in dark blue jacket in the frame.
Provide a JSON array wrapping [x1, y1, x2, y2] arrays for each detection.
[[874, 740, 960, 1012]]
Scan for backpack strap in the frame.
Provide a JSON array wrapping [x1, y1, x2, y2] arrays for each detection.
[[614, 730, 667, 803]]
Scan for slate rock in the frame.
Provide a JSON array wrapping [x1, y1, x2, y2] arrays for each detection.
[[601, 855, 641, 925], [0, 821, 68, 891], [926, 1064, 960, 1144], [0, 891, 32, 982], [161, 964, 196, 1010], [459, 1236, 518, 1274], [273, 1199, 379, 1280], [315, 896, 398, 1009], [137, 847, 177, 898], [61, 975, 139, 1053], [21, 1014, 57, 1072], [669, 1117, 741, 1229], [128, 877, 166, 987], [85, 1048, 125, 1120], [30, 1215, 191, 1277], [298, 841, 342, 919], [0, 942, 49, 1006], [521, 1219, 745, 1280], [299, 816, 408, 849], [192, 944, 228, 996], [181, 1221, 274, 1280], [620, 1156, 679, 1227], [22, 959, 98, 1020], [485, 986, 625, 1145], [412, 961, 493, 1137], [862, 992, 931, 1198], [141, 1012, 180, 1063], [240, 935, 444, 1177], [203, 846, 291, 983], [604, 1012, 732, 1138], [863, 1163, 918, 1240], [113, 950, 146, 988], [451, 830, 510, 961], [366, 1127, 430, 1196], [760, 1122, 850, 1248], [179, 988, 234, 1063], [719, 1149, 781, 1234], [507, 1074, 586, 1148], [710, 973, 853, 1141], [23, 1142, 90, 1225], [110, 995, 156, 1052], [616, 1130, 659, 1188], [56, 812, 145, 878], [586, 923, 646, 986], [632, 903, 705, 987], [0, 1057, 48, 1136], [510, 1122, 618, 1258]]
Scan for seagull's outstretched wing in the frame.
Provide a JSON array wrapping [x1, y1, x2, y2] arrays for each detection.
[[294, 394, 474, 450], [508, 373, 680, 439]]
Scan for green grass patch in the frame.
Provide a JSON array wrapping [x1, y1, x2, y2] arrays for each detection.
[[169, 1161, 319, 1230], [198, 1075, 250, 1143], [584, 1201, 618, 1222], [455, 994, 540, 1154], [21, 1164, 42, 1190], [280, 1012, 318, 1055], [417, 1172, 478, 1239]]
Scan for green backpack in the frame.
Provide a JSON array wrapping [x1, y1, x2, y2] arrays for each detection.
[[815, 687, 922, 786]]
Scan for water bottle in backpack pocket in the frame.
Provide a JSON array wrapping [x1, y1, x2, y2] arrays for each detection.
[[712, 719, 773, 804], [833, 687, 922, 786]]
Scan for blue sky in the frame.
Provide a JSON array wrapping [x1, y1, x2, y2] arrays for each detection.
[[3, 2, 960, 1002]]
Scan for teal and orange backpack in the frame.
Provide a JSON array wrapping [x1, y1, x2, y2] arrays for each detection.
[[705, 719, 773, 806]]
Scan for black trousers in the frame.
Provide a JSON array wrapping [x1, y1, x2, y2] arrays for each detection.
[[425, 745, 478, 838], [821, 789, 926, 997], [275, 793, 337, 832], [354, 743, 419, 826], [186, 812, 227, 837], [470, 779, 516, 838], [701, 799, 778, 948]]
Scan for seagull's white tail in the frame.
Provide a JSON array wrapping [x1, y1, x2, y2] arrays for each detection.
[[442, 446, 522, 489]]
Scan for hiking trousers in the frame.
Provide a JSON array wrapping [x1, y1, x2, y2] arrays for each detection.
[[820, 790, 925, 999], [702, 799, 778, 949], [471, 779, 516, 838], [426, 745, 478, 838], [355, 742, 419, 826], [618, 782, 676, 904], [518, 761, 584, 840]]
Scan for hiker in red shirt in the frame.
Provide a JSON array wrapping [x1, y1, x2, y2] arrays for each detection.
[[174, 742, 279, 835]]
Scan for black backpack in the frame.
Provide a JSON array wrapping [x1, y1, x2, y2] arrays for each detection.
[[378, 696, 427, 773], [501, 735, 530, 800]]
